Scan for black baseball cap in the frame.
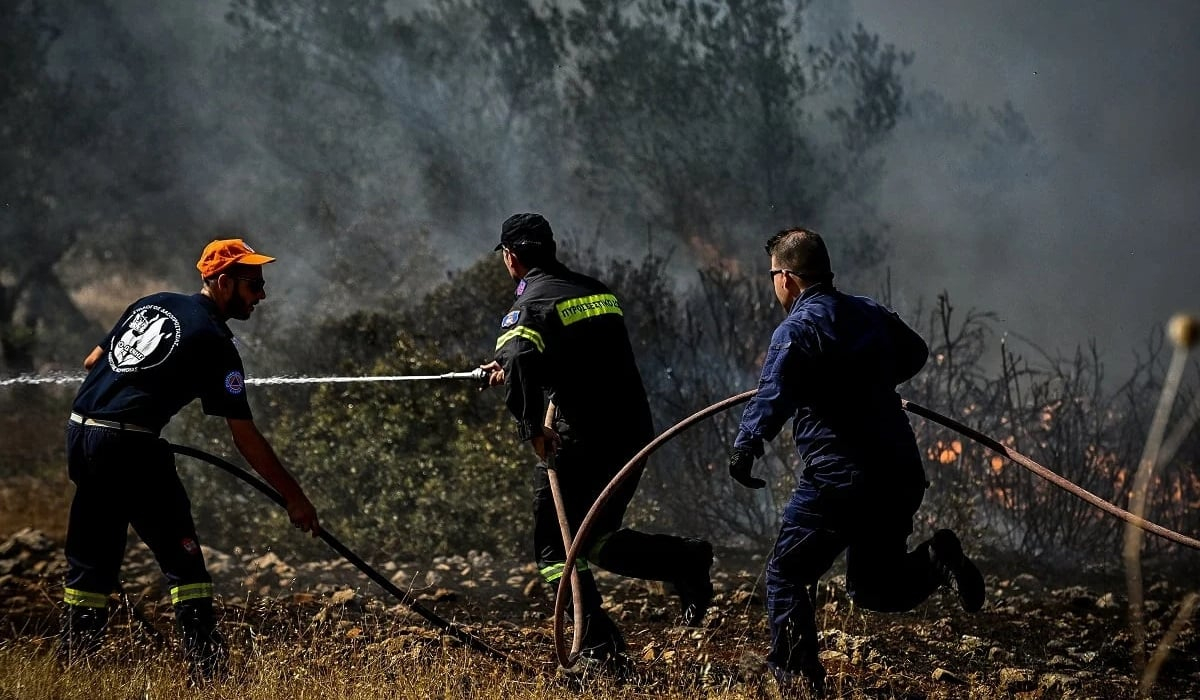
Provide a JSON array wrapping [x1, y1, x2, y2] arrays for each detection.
[[495, 212, 555, 251]]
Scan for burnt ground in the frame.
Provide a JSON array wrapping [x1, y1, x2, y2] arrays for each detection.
[[2, 527, 1198, 699]]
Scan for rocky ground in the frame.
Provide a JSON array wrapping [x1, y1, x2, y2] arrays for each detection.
[[2, 527, 1198, 699]]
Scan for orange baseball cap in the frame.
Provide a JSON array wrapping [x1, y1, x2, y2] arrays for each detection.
[[196, 238, 276, 279]]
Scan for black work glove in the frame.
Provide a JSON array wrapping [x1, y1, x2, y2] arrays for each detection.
[[728, 447, 766, 489]]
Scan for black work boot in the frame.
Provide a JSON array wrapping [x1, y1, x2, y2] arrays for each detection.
[[770, 661, 827, 698], [59, 604, 108, 664], [671, 538, 715, 627], [928, 529, 985, 612], [568, 608, 633, 682], [176, 599, 229, 685]]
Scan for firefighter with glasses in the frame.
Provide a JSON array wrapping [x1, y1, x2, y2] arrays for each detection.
[[729, 227, 985, 696], [60, 238, 320, 683]]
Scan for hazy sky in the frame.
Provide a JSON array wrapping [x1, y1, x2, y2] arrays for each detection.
[[850, 0, 1200, 376], [38, 1, 1200, 379]]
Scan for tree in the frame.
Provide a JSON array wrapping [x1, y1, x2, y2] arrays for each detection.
[[561, 0, 909, 269], [0, 0, 181, 372], [223, 0, 570, 278]]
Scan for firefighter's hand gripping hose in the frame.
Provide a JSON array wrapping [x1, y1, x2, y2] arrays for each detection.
[[170, 444, 530, 674], [549, 390, 1200, 669]]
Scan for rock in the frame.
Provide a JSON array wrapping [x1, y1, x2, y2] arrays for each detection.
[[417, 588, 456, 603], [467, 550, 494, 569], [817, 650, 849, 664], [330, 588, 356, 605], [729, 589, 760, 606], [1069, 649, 1098, 664], [201, 546, 234, 576], [998, 667, 1037, 693], [0, 528, 55, 557], [932, 667, 966, 684], [1048, 655, 1076, 669], [1010, 573, 1043, 593], [248, 552, 295, 577], [1040, 672, 1080, 693]]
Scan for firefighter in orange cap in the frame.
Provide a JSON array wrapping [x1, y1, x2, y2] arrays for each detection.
[[60, 238, 320, 683]]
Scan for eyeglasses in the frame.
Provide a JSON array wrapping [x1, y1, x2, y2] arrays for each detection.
[[769, 268, 798, 280], [230, 276, 266, 293]]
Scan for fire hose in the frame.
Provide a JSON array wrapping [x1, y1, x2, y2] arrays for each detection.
[[170, 444, 529, 674], [549, 390, 1200, 668], [540, 403, 587, 667], [24, 366, 1195, 669]]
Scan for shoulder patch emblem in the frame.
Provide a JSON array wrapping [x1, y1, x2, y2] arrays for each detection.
[[225, 370, 245, 395], [501, 310, 520, 328]]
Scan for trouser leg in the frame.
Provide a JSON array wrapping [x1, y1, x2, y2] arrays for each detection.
[[843, 484, 939, 612], [845, 535, 941, 612], [549, 437, 709, 583], [60, 424, 127, 660], [765, 494, 845, 684], [128, 446, 225, 682], [532, 459, 627, 657]]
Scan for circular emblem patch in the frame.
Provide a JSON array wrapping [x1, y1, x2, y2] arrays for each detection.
[[108, 305, 182, 373], [225, 371, 245, 395]]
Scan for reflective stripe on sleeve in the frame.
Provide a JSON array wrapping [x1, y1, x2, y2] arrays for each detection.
[[555, 293, 623, 326], [495, 326, 545, 353], [64, 588, 109, 608], [539, 559, 590, 583], [170, 582, 215, 604]]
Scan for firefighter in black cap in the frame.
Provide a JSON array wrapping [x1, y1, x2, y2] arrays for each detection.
[[60, 238, 320, 683], [480, 213, 713, 670]]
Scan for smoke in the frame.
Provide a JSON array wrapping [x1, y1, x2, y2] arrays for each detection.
[[28, 1, 1200, 380], [849, 0, 1200, 376]]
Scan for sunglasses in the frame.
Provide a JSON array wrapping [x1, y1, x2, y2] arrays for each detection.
[[229, 276, 266, 293], [768, 268, 798, 280]]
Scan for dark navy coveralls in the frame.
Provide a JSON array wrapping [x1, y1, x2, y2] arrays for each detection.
[[494, 263, 709, 653], [64, 292, 251, 647], [734, 282, 941, 677]]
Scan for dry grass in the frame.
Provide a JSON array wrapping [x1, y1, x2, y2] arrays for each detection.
[[0, 633, 774, 700]]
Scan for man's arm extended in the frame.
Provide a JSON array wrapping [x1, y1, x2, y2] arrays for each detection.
[[226, 417, 320, 536]]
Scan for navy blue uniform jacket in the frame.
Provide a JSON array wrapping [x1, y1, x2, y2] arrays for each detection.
[[734, 283, 929, 497]]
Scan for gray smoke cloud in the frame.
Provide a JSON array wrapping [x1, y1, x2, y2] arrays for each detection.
[[850, 0, 1200, 376], [33, 0, 1200, 380]]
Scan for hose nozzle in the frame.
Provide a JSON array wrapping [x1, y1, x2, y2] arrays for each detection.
[[438, 368, 491, 382]]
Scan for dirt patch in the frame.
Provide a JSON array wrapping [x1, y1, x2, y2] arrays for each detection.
[[3, 527, 1198, 698]]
